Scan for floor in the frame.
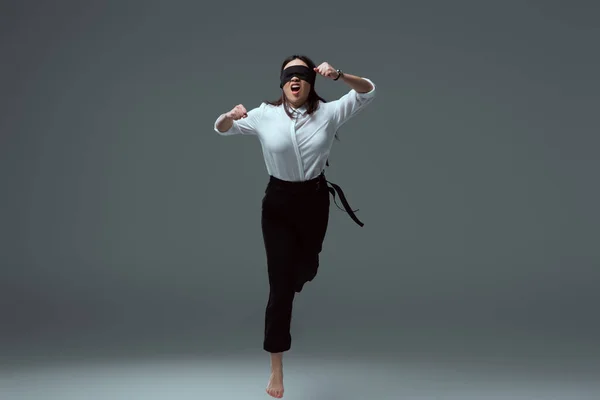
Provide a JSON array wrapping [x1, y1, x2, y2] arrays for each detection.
[[2, 352, 599, 400]]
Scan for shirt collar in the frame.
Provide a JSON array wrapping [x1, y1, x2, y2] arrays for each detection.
[[286, 104, 308, 116]]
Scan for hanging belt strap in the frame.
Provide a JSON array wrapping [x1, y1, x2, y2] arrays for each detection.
[[325, 179, 364, 227]]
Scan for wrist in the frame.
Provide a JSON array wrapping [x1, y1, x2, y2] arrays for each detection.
[[333, 69, 344, 81]]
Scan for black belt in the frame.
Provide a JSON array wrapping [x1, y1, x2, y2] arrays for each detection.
[[316, 171, 364, 227], [323, 160, 363, 227], [324, 178, 364, 227], [267, 172, 364, 227]]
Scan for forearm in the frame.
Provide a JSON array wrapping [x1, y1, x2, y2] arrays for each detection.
[[339, 73, 373, 93], [215, 113, 234, 133]]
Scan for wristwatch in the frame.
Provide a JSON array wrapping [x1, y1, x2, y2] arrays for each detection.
[[334, 69, 344, 81]]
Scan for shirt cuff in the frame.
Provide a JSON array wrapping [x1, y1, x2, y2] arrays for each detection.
[[214, 116, 237, 136], [355, 78, 376, 98]]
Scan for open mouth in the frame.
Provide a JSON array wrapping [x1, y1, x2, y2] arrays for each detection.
[[291, 83, 301, 94]]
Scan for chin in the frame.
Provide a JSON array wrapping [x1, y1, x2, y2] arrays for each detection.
[[286, 94, 306, 104]]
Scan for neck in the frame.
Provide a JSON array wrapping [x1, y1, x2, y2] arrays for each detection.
[[288, 100, 305, 109]]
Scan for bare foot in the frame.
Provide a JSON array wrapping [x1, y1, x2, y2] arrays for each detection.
[[266, 369, 284, 398]]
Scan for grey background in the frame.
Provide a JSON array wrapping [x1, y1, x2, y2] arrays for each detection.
[[1, 0, 599, 386]]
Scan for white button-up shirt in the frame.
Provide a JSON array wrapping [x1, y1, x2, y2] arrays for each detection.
[[214, 79, 376, 182]]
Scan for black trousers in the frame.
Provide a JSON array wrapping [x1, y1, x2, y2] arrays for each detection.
[[261, 172, 330, 353]]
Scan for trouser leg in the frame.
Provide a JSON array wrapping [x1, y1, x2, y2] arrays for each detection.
[[293, 187, 330, 293], [263, 282, 295, 353], [261, 193, 297, 353], [260, 180, 330, 350]]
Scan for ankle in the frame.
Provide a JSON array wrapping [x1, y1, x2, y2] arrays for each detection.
[[271, 364, 283, 372], [269, 352, 283, 372]]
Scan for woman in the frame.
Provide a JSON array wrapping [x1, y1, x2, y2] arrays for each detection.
[[214, 54, 375, 398]]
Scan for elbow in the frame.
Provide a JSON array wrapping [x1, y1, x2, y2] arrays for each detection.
[[356, 79, 376, 98], [353, 78, 375, 95], [367, 82, 375, 94], [213, 124, 225, 135], [363, 79, 375, 95], [214, 115, 234, 135], [214, 124, 228, 135], [214, 127, 234, 136]]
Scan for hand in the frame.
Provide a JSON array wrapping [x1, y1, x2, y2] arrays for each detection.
[[226, 104, 248, 120], [314, 62, 339, 80]]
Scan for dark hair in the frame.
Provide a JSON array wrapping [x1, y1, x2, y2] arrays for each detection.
[[264, 54, 339, 140]]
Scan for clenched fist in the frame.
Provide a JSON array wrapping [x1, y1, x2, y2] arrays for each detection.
[[313, 62, 340, 79], [226, 104, 248, 120]]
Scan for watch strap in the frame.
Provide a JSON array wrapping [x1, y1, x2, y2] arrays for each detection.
[[333, 69, 343, 81]]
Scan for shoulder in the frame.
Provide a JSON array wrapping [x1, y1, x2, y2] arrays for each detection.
[[260, 101, 285, 113], [260, 102, 283, 117], [316, 99, 336, 115], [246, 102, 271, 118], [260, 101, 278, 110], [253, 102, 285, 126]]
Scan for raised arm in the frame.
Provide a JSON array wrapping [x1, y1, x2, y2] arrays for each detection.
[[214, 103, 264, 136], [336, 72, 374, 93], [313, 62, 376, 128]]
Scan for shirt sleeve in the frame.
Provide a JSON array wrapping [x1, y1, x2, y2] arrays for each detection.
[[214, 103, 264, 136], [331, 78, 376, 129]]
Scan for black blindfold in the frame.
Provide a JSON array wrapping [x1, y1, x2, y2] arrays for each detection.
[[280, 65, 316, 88]]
